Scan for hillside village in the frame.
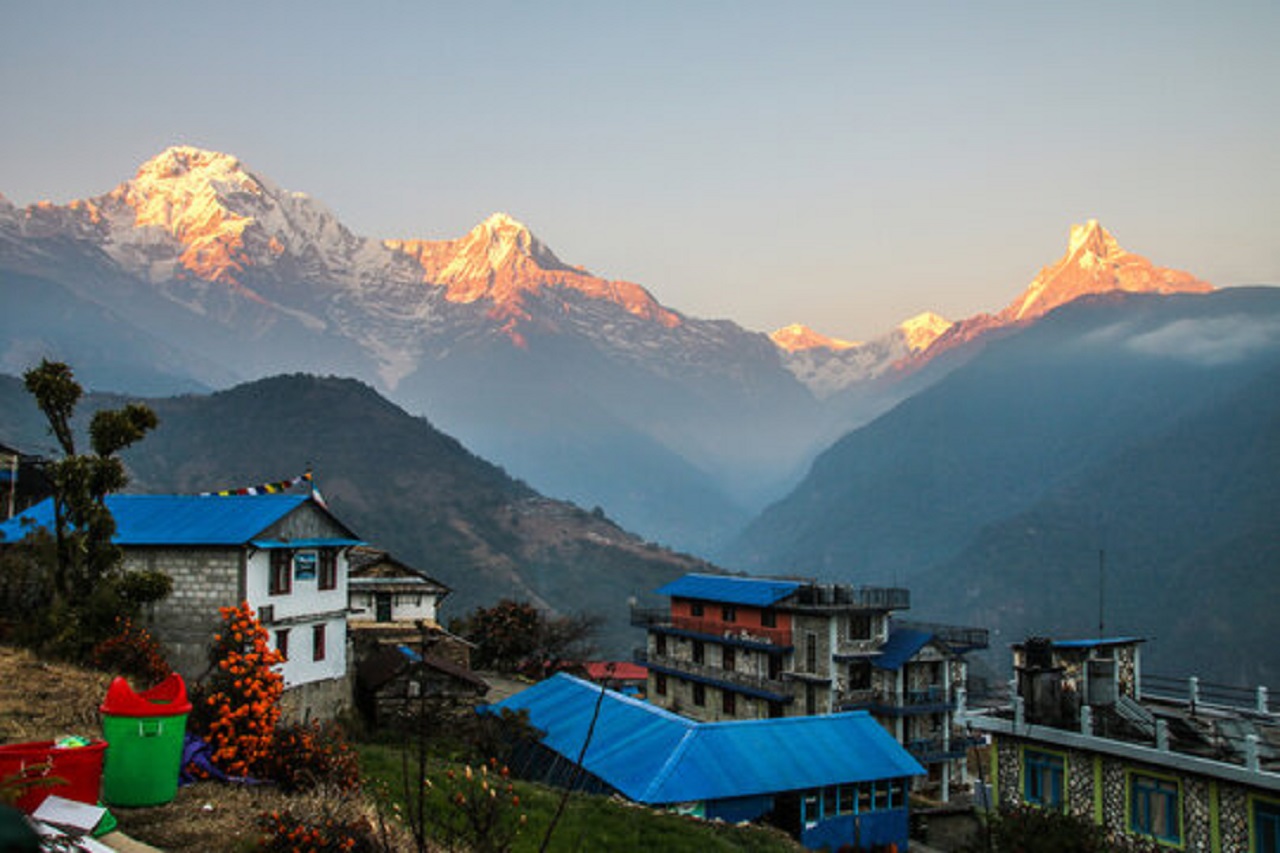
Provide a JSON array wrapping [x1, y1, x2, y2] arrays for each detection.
[[1, 148, 1277, 853], [2, 424, 1279, 852]]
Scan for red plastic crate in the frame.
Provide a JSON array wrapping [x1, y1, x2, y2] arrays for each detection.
[[0, 739, 107, 814]]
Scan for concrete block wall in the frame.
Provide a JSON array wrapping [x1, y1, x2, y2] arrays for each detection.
[[125, 547, 241, 679]]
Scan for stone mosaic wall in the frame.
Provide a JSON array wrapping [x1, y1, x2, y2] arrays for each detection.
[[996, 733, 1270, 851]]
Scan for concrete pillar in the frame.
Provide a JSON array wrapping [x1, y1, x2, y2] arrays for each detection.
[[1080, 704, 1093, 736], [1258, 685, 1270, 716], [1247, 734, 1261, 771], [1156, 719, 1168, 752]]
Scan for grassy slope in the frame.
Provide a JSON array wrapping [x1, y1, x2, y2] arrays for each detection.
[[357, 742, 803, 853]]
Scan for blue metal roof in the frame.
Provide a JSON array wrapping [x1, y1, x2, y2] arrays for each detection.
[[488, 673, 923, 804], [654, 573, 800, 607], [873, 628, 934, 671], [0, 494, 355, 546], [1047, 637, 1145, 649]]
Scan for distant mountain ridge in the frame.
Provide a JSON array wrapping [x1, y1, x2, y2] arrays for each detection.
[[770, 220, 1213, 396], [0, 146, 1224, 553], [727, 287, 1280, 683], [0, 372, 712, 653]]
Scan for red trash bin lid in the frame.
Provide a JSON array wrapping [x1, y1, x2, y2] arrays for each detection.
[[99, 674, 192, 717]]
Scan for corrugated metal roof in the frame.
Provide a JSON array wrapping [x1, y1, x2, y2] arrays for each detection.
[[584, 662, 648, 682], [654, 573, 800, 607], [489, 673, 923, 804], [1047, 637, 1145, 649], [0, 494, 351, 546], [872, 628, 934, 671]]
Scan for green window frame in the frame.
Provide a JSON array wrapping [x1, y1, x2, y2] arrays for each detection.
[[1023, 747, 1066, 809], [1128, 770, 1182, 847], [1253, 796, 1280, 853]]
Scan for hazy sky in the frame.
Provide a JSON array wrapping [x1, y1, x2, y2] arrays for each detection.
[[3, 1, 1277, 339]]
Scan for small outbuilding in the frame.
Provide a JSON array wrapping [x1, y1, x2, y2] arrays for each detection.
[[356, 643, 489, 727], [489, 673, 924, 850]]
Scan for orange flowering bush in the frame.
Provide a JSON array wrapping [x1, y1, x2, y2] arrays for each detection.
[[201, 602, 284, 777], [258, 809, 379, 853], [257, 721, 361, 794], [89, 616, 172, 687]]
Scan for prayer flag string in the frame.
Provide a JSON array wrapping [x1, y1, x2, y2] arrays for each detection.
[[201, 470, 313, 497]]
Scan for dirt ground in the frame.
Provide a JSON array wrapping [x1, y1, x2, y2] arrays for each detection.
[[0, 645, 112, 743], [0, 645, 367, 852]]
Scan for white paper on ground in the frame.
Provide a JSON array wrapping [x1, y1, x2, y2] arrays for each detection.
[[31, 794, 107, 832]]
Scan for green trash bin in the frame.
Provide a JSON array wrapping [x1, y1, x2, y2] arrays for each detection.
[[99, 673, 192, 807]]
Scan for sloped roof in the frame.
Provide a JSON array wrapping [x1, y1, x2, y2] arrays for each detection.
[[655, 573, 800, 607], [1043, 637, 1145, 650], [872, 628, 935, 671], [583, 662, 648, 682], [489, 673, 923, 804], [0, 494, 359, 546], [347, 545, 450, 592], [359, 644, 488, 693]]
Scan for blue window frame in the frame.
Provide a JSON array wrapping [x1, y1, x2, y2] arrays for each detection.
[[1023, 749, 1065, 809], [1129, 772, 1180, 845], [1256, 797, 1280, 853]]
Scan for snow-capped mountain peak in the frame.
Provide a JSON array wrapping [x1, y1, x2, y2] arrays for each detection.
[[1007, 220, 1211, 322], [1066, 217, 1119, 264], [388, 213, 681, 330], [898, 311, 953, 352], [770, 323, 860, 353]]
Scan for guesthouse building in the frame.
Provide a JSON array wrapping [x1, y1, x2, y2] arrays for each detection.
[[634, 573, 987, 800], [0, 493, 362, 721]]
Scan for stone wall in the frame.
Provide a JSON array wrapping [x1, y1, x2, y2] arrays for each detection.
[[279, 674, 352, 724], [125, 546, 242, 679]]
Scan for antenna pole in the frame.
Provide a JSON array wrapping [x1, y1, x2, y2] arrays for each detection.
[[1098, 549, 1105, 638]]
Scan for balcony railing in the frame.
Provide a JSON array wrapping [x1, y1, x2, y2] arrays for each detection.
[[671, 615, 792, 648], [632, 606, 792, 648], [643, 651, 793, 699], [907, 735, 982, 764], [896, 619, 990, 653], [841, 685, 956, 716], [790, 585, 910, 611]]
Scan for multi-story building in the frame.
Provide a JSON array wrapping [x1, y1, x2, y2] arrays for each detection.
[[963, 635, 1280, 851], [633, 572, 987, 800]]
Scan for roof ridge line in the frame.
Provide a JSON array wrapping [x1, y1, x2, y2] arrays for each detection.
[[641, 724, 699, 802]]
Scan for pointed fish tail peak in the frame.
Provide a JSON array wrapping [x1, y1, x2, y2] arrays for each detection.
[[771, 323, 860, 353], [1005, 220, 1212, 322], [1066, 218, 1120, 261]]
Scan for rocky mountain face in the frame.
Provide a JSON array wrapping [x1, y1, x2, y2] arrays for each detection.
[[0, 148, 1221, 555], [0, 147, 820, 551]]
